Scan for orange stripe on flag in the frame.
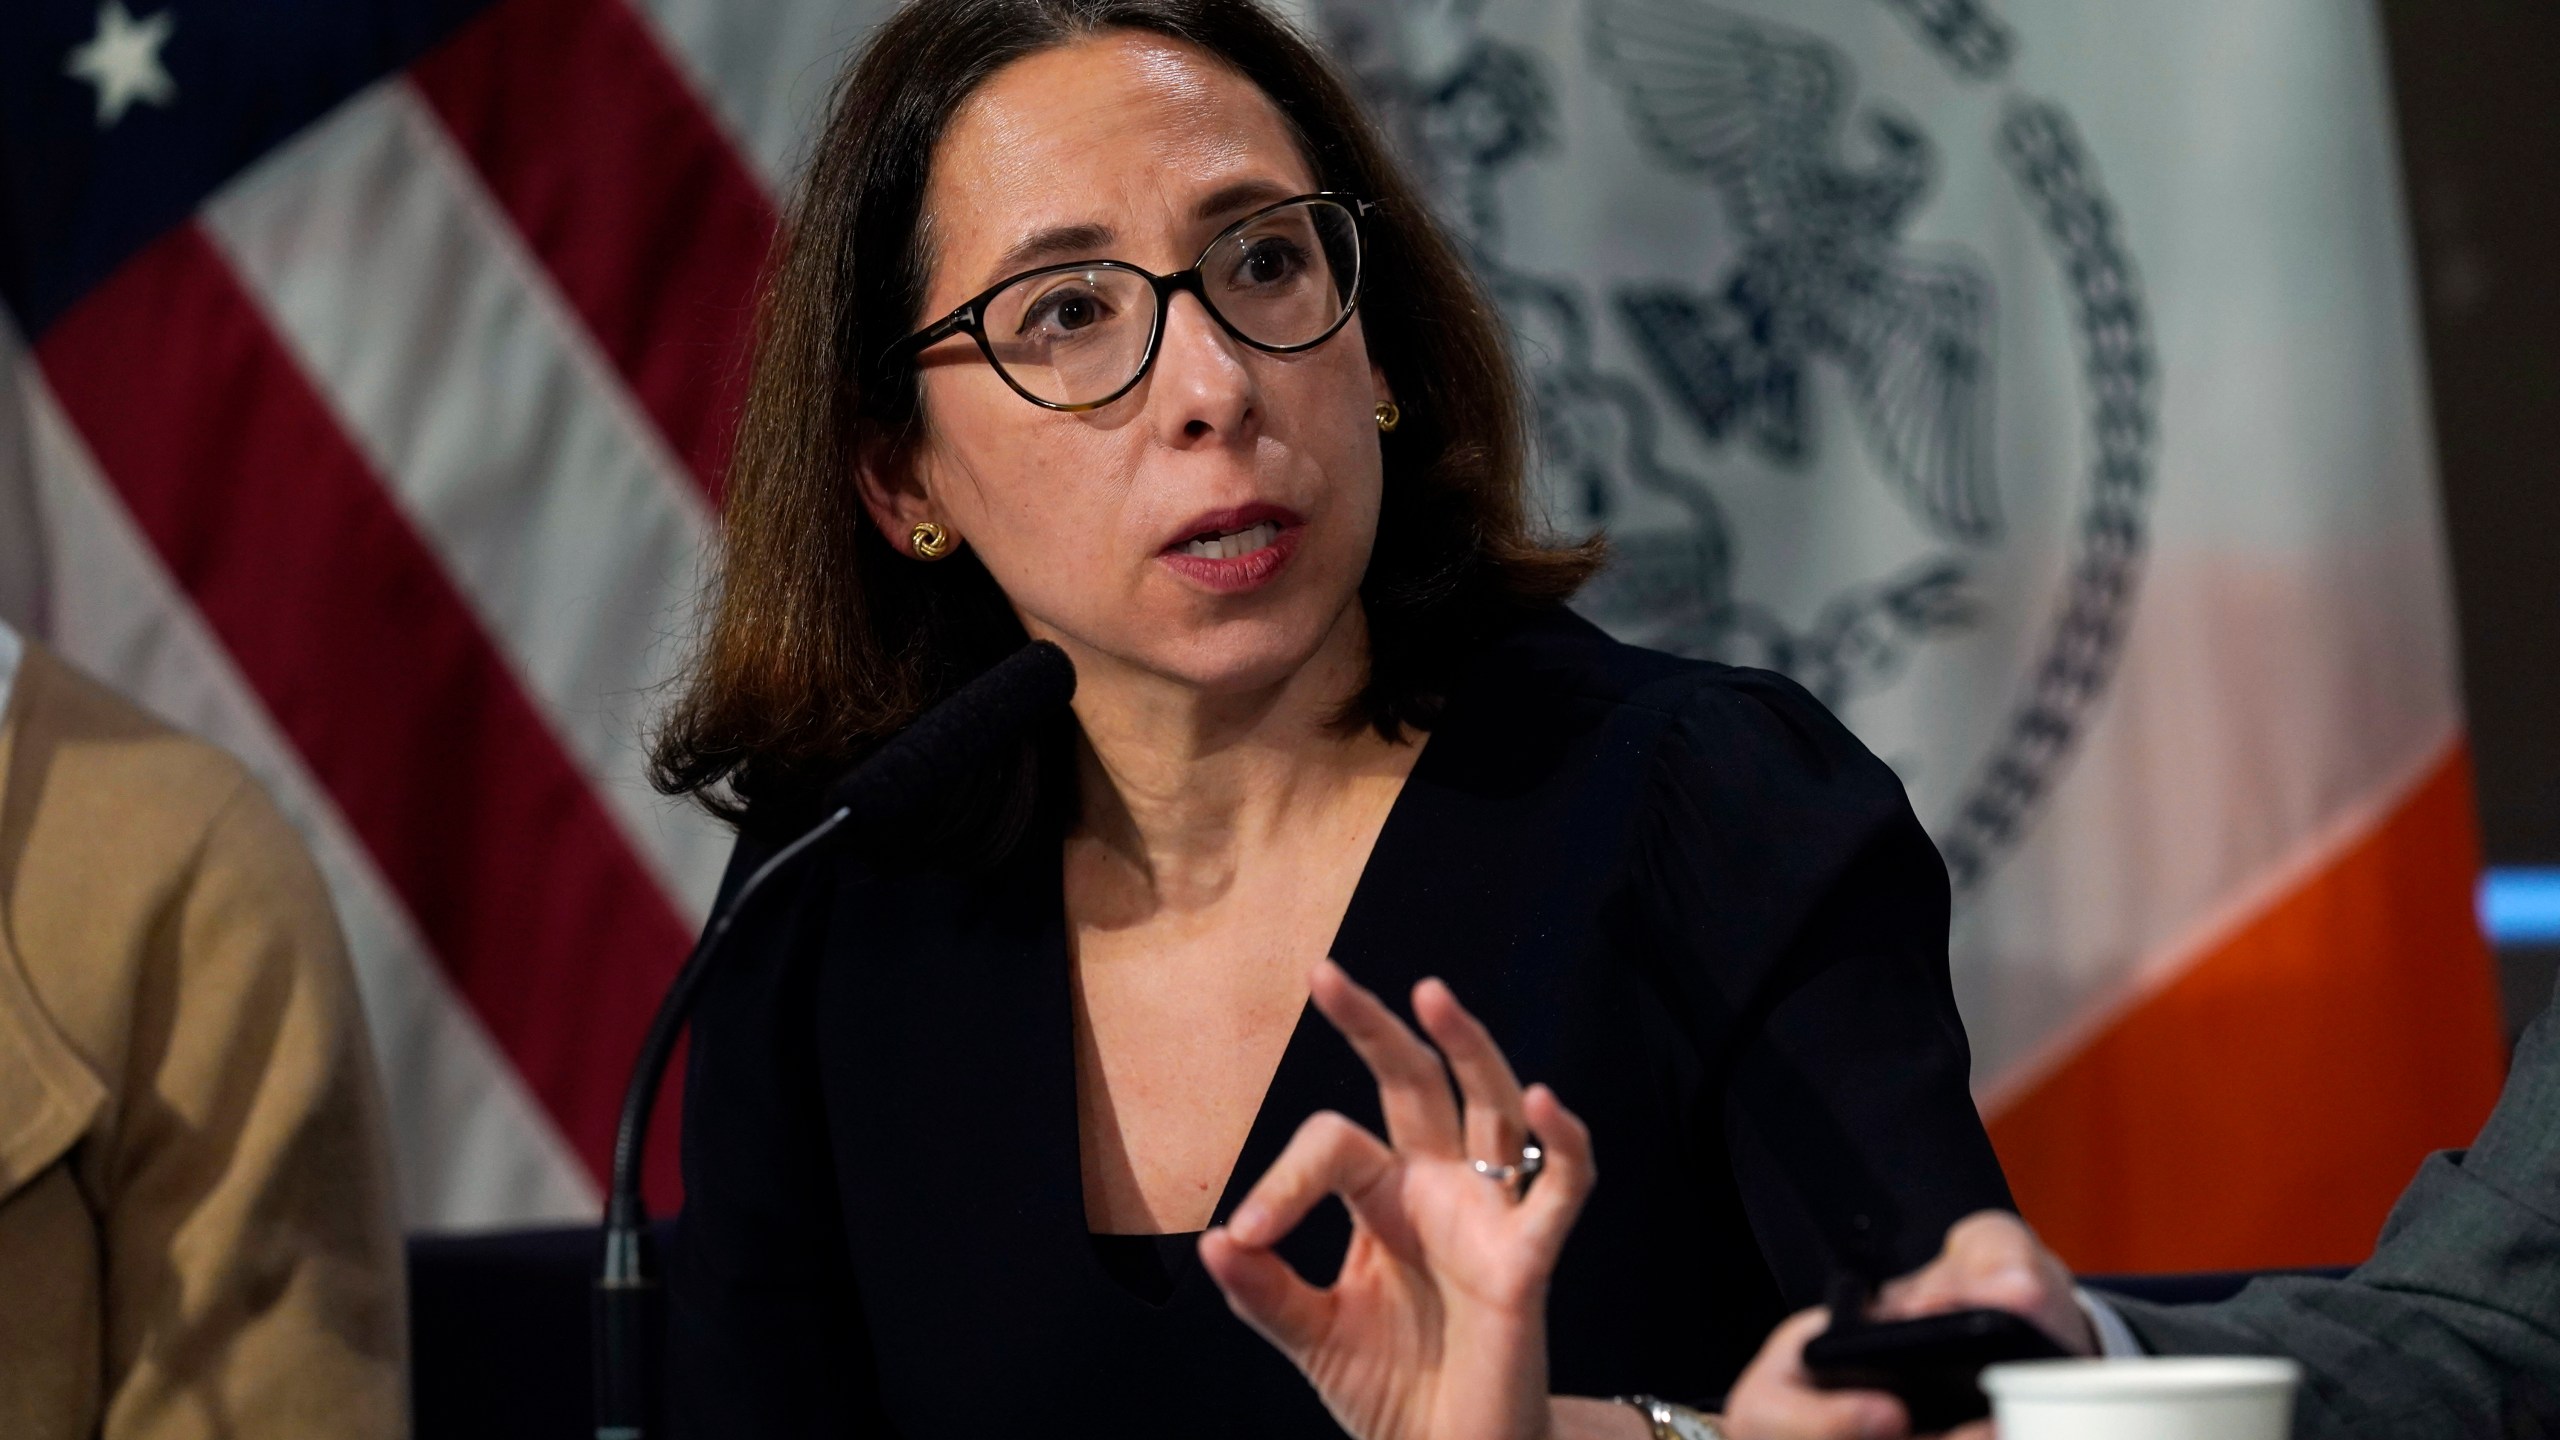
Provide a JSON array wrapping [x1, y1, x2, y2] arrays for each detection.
[[1987, 742, 2508, 1273]]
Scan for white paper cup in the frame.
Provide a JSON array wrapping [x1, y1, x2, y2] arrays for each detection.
[[1981, 1357, 2302, 1440]]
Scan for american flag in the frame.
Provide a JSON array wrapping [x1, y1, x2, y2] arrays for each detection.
[[1, 0, 880, 1227]]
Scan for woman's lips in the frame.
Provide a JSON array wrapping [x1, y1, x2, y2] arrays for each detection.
[[1157, 503, 1306, 594]]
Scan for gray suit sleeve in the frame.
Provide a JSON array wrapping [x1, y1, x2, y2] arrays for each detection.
[[2096, 1006, 2560, 1439]]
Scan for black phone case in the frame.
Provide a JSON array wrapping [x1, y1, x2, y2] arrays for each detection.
[[1802, 1308, 2068, 1432]]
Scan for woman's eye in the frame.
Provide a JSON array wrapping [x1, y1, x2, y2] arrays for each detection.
[[1021, 286, 1111, 336], [1232, 238, 1309, 287]]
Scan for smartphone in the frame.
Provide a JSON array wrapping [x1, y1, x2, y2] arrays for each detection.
[[1802, 1307, 2068, 1432]]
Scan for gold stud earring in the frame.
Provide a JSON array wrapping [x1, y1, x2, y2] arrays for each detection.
[[909, 521, 954, 560], [1375, 400, 1402, 434]]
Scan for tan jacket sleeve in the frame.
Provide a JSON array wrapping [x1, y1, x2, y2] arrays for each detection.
[[82, 775, 409, 1440]]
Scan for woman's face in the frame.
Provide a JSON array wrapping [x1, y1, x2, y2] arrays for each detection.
[[875, 32, 1391, 698]]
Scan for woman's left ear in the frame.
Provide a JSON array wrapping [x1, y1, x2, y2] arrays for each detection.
[[851, 432, 940, 552], [1371, 367, 1400, 433]]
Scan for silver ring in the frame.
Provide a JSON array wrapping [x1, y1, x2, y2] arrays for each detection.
[[1470, 1143, 1544, 1191]]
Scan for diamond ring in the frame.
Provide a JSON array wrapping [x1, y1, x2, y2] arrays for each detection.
[[1470, 1143, 1544, 1193]]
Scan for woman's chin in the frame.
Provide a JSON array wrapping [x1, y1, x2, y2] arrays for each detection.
[[1164, 636, 1338, 699], [1024, 560, 1369, 703], [1091, 608, 1360, 702]]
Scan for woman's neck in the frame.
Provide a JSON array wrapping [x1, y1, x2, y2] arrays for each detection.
[[1062, 604, 1416, 916]]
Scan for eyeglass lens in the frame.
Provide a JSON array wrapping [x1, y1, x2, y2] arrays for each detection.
[[978, 198, 1361, 407]]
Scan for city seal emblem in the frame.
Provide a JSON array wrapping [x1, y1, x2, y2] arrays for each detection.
[[1314, 0, 2156, 892]]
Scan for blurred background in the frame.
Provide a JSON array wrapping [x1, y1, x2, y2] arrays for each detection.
[[2, 0, 2553, 1276], [2385, 1, 2560, 1044]]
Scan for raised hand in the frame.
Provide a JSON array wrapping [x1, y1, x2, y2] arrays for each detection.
[[1199, 958, 1596, 1440]]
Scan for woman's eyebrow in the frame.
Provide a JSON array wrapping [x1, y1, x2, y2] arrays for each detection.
[[1193, 177, 1297, 222], [975, 178, 1300, 288], [983, 221, 1116, 286]]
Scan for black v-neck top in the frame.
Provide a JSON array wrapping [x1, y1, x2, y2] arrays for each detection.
[[666, 608, 2010, 1437]]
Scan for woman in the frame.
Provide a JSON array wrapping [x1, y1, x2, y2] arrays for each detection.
[[654, 0, 2011, 1433]]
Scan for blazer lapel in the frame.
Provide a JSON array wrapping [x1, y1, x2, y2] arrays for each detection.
[[0, 655, 110, 1206], [1206, 686, 1560, 1277], [1212, 645, 1642, 1265]]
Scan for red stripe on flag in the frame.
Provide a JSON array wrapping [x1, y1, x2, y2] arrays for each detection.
[[38, 224, 693, 1208], [411, 0, 777, 503]]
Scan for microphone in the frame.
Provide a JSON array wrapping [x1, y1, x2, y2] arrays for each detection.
[[593, 640, 1076, 1440]]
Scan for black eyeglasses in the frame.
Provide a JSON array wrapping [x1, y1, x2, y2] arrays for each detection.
[[888, 192, 1371, 412]]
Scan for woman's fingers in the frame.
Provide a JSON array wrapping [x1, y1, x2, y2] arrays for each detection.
[[1873, 1210, 2094, 1356], [1226, 1109, 1404, 1252], [1412, 976, 1532, 1171], [1725, 1307, 1913, 1440], [1310, 958, 1463, 1159], [1518, 1082, 1595, 1247], [1200, 1225, 1334, 1360]]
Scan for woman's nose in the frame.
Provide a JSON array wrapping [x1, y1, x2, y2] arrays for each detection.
[[1149, 290, 1259, 445]]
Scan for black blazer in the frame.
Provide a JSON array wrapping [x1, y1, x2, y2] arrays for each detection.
[[668, 608, 2011, 1437]]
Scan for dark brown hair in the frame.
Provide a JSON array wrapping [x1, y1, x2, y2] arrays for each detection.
[[653, 0, 1600, 844]]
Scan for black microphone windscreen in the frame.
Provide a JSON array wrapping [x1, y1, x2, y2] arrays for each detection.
[[823, 641, 1077, 822]]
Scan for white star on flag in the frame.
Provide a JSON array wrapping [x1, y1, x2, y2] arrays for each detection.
[[65, 2, 178, 128]]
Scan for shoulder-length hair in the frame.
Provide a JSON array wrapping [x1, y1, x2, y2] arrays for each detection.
[[653, 0, 1601, 845]]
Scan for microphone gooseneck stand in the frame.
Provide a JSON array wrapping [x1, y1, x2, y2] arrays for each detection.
[[593, 641, 1076, 1440]]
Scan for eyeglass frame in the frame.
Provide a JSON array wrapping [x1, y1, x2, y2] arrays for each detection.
[[884, 191, 1375, 414]]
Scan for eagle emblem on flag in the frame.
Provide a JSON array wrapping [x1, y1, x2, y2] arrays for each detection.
[[1592, 0, 2002, 545]]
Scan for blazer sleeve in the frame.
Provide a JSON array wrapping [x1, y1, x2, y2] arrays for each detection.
[[99, 778, 408, 1440], [668, 835, 892, 1438], [1634, 668, 2013, 1303], [2101, 1002, 2560, 1439]]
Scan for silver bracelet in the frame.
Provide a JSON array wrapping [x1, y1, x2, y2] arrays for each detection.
[[1614, 1394, 1726, 1440]]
